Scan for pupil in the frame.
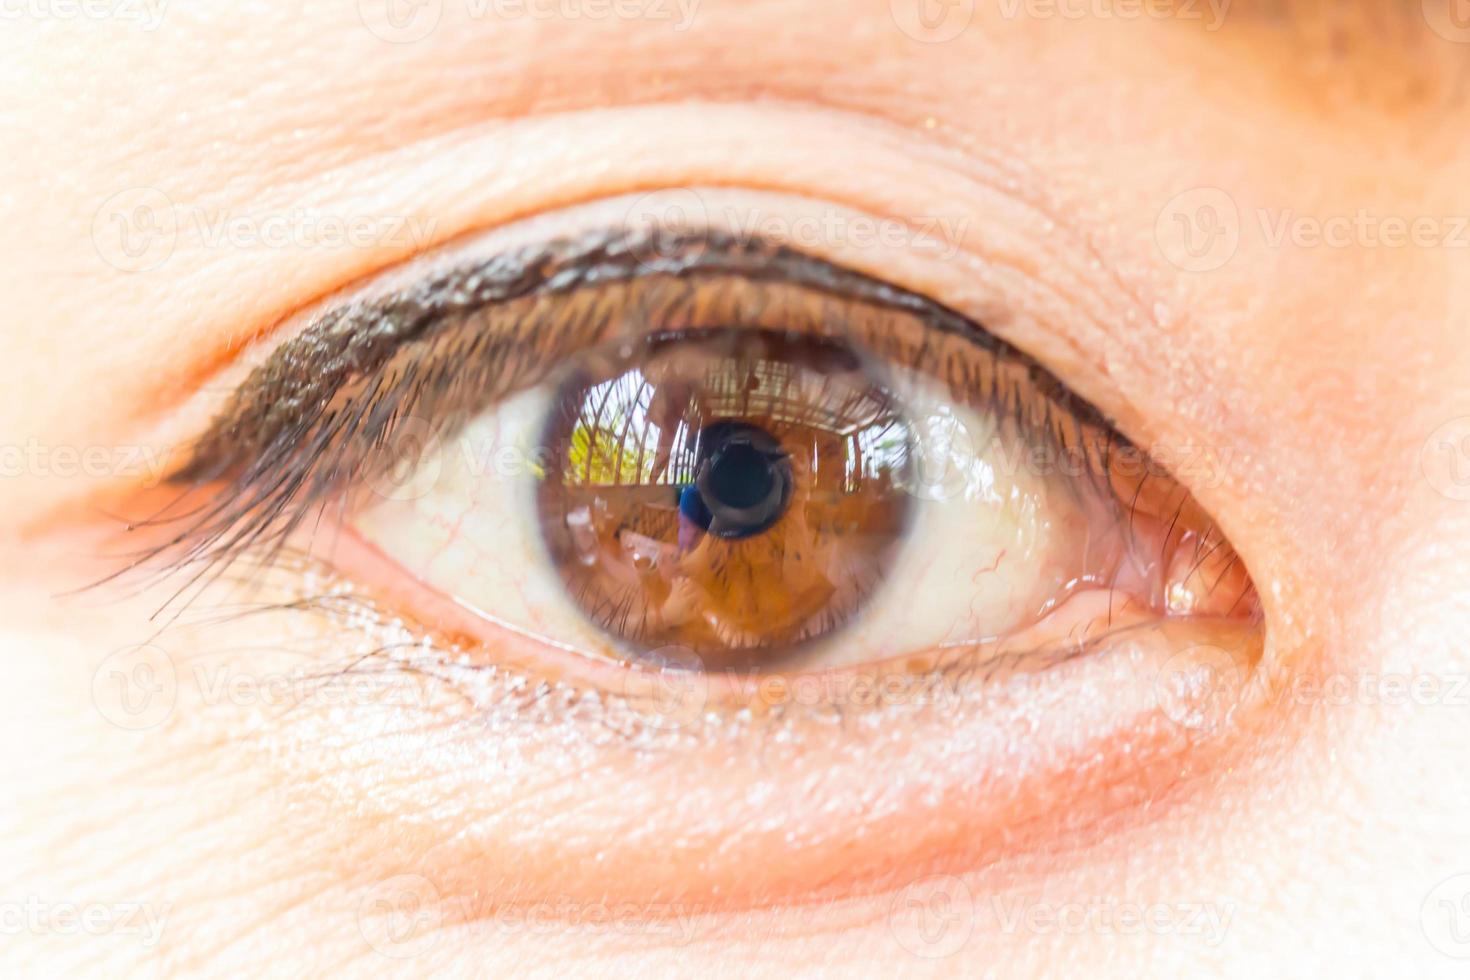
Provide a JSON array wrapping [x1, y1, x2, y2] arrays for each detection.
[[692, 421, 792, 539]]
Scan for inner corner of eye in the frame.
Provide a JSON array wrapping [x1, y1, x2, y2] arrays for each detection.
[[331, 262, 1259, 682]]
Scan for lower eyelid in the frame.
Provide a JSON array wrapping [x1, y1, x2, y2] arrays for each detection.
[[117, 428, 1271, 911], [250, 451, 1269, 905], [216, 546, 1264, 912]]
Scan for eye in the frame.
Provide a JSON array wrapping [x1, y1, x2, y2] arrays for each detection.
[[130, 202, 1269, 905], [160, 220, 1257, 687]]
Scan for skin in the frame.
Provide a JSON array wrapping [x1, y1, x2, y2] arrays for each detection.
[[3, 0, 1470, 976]]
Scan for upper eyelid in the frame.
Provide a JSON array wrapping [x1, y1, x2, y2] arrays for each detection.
[[36, 106, 1172, 534], [95, 171, 1151, 518], [176, 225, 1089, 482]]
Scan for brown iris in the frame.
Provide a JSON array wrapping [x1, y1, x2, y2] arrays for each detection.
[[535, 328, 913, 669]]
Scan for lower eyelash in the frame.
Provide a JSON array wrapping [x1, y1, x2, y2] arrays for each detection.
[[153, 544, 1161, 742]]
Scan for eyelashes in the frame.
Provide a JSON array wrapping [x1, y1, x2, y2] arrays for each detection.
[[116, 223, 1243, 661], [185, 227, 1117, 467]]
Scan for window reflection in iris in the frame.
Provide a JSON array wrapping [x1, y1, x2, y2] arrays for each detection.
[[536, 329, 912, 669]]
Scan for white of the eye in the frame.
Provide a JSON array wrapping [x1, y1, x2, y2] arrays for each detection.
[[808, 377, 1085, 666], [353, 386, 619, 655]]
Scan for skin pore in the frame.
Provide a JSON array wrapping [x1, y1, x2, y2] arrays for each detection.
[[3, 1, 1470, 976]]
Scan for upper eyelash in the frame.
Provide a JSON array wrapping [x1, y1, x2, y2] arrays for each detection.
[[112, 225, 1135, 617], [181, 227, 1115, 472]]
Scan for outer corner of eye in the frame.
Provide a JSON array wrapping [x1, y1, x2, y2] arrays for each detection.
[[166, 219, 1267, 905]]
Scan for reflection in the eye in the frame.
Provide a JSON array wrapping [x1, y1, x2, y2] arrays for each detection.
[[537, 328, 911, 669]]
